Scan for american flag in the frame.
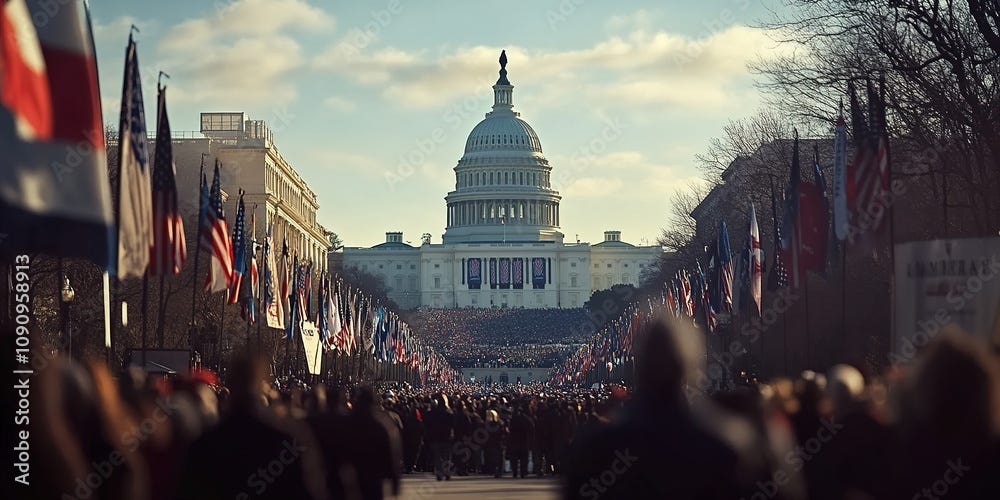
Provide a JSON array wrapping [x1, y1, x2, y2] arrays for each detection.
[[768, 179, 789, 290], [200, 162, 233, 292], [227, 191, 246, 304], [679, 270, 693, 317], [240, 207, 259, 324], [0, 0, 114, 268], [116, 33, 153, 279], [849, 78, 890, 236], [749, 204, 762, 315], [285, 255, 300, 340], [696, 262, 716, 333], [717, 221, 734, 312], [148, 85, 186, 276]]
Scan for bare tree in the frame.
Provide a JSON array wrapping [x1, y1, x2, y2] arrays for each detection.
[[753, 0, 1000, 234]]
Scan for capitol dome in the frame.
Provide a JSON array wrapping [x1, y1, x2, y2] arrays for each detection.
[[442, 50, 564, 245], [464, 113, 543, 154]]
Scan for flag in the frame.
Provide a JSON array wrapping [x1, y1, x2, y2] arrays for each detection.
[[328, 282, 343, 351], [240, 206, 258, 324], [0, 0, 114, 267], [679, 270, 693, 317], [200, 162, 233, 292], [833, 98, 849, 240], [316, 273, 329, 347], [749, 203, 762, 315], [781, 131, 828, 287], [810, 145, 831, 276], [717, 221, 734, 312], [280, 237, 290, 320], [736, 226, 749, 314], [285, 256, 300, 340], [148, 84, 185, 276], [115, 33, 153, 278], [263, 222, 284, 329], [696, 262, 716, 333], [848, 77, 890, 241], [227, 191, 246, 304], [768, 179, 789, 291]]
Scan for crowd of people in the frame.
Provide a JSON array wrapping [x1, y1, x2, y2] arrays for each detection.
[[20, 313, 1000, 500], [406, 307, 593, 367]]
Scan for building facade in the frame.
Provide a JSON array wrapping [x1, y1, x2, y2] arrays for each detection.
[[170, 113, 330, 274], [342, 52, 662, 309]]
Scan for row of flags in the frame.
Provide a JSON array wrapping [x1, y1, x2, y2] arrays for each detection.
[[0, 2, 456, 382], [551, 78, 892, 385]]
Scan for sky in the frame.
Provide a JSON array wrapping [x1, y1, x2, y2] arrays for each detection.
[[89, 0, 789, 247]]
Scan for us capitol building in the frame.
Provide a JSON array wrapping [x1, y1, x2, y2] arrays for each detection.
[[342, 52, 663, 309]]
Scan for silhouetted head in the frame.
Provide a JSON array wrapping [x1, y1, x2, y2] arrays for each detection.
[[354, 384, 377, 412], [634, 313, 705, 402], [826, 364, 866, 417], [228, 353, 268, 411], [899, 329, 1000, 452]]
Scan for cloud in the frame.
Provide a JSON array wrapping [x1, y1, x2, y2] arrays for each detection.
[[323, 96, 357, 112], [564, 177, 625, 198], [312, 23, 786, 111], [151, 0, 333, 106]]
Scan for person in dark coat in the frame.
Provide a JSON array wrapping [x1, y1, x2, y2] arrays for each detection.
[[175, 355, 327, 500], [306, 385, 361, 500], [483, 409, 508, 478], [562, 315, 746, 499], [507, 403, 534, 479], [423, 394, 455, 480], [400, 401, 424, 473], [343, 386, 402, 500]]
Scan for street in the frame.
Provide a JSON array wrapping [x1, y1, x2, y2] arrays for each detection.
[[400, 474, 560, 500]]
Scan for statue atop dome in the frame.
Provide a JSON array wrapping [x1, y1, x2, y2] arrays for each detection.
[[497, 49, 510, 85]]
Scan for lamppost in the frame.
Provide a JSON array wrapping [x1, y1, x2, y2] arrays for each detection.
[[60, 276, 75, 360]]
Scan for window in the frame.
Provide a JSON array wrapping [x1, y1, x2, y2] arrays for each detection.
[[434, 263, 440, 269], [378, 264, 383, 269], [410, 264, 416, 270], [624, 263, 628, 268], [639, 263, 645, 268], [571, 262, 577, 268], [409, 276, 417, 290], [607, 263, 612, 268], [594, 264, 599, 269], [395, 277, 402, 289], [571, 275, 578, 287], [623, 274, 630, 283], [396, 264, 402, 270], [434, 277, 441, 289]]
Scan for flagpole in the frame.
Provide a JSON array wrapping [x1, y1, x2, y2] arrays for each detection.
[[218, 293, 226, 369], [189, 154, 207, 355], [156, 274, 166, 348], [141, 275, 149, 369]]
